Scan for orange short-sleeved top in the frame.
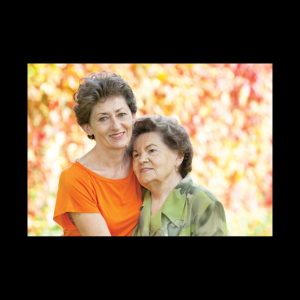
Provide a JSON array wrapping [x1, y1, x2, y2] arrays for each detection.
[[53, 159, 143, 236]]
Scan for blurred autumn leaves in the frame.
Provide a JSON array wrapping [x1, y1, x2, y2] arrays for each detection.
[[28, 63, 272, 236]]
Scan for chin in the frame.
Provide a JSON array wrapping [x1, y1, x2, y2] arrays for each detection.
[[112, 141, 128, 149], [139, 177, 153, 186]]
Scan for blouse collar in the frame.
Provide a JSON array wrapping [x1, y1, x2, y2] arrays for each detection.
[[138, 173, 193, 236]]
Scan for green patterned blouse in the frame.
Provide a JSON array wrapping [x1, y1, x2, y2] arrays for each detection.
[[131, 173, 228, 236]]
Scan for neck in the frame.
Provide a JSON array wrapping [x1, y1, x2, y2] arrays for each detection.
[[146, 172, 183, 204], [90, 143, 129, 171]]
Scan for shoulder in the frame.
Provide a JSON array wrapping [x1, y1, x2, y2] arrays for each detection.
[[59, 162, 92, 188], [188, 183, 220, 203], [176, 173, 216, 202], [181, 174, 223, 215], [57, 162, 98, 203], [185, 183, 226, 227]]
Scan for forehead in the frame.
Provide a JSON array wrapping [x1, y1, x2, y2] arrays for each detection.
[[134, 132, 164, 147], [92, 95, 128, 115]]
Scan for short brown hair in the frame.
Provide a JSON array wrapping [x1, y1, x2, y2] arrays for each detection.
[[73, 71, 137, 140], [128, 115, 193, 178]]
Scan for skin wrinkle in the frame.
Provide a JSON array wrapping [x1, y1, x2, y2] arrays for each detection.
[[132, 132, 184, 217]]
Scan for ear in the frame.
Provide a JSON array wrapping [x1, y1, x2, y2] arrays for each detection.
[[81, 124, 92, 135], [175, 152, 184, 167], [132, 112, 137, 125]]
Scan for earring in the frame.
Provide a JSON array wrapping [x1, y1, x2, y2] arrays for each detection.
[[175, 165, 178, 173]]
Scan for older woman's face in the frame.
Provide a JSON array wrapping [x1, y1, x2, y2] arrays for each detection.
[[83, 96, 136, 150], [132, 132, 179, 186]]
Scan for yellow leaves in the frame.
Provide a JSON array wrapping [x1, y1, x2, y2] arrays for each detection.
[[43, 124, 53, 137], [136, 97, 144, 109], [56, 64, 66, 68], [220, 92, 231, 106], [28, 64, 36, 80], [198, 105, 210, 118], [62, 106, 72, 123], [152, 78, 161, 89], [71, 64, 85, 78], [57, 156, 68, 169], [181, 110, 190, 123], [147, 64, 166, 81], [209, 66, 218, 77], [157, 71, 166, 82], [220, 123, 229, 138], [41, 82, 55, 96], [67, 75, 77, 90], [233, 168, 245, 182], [58, 91, 70, 108], [49, 109, 60, 124], [142, 77, 152, 90], [152, 104, 164, 115], [31, 109, 43, 127], [249, 100, 265, 118], [28, 116, 32, 134], [39, 103, 49, 118], [208, 173, 228, 198], [247, 142, 258, 165], [55, 132, 66, 146], [45, 144, 60, 161], [28, 63, 272, 236], [238, 81, 250, 107], [71, 124, 79, 133], [67, 143, 80, 163], [233, 109, 245, 129], [245, 167, 256, 182], [28, 149, 36, 164], [226, 206, 272, 236], [28, 85, 41, 101], [227, 69, 235, 80], [68, 142, 78, 153]]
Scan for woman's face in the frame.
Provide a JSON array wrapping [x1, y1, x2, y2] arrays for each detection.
[[83, 95, 136, 151], [132, 131, 181, 186]]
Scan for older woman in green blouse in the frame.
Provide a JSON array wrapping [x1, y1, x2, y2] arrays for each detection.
[[128, 115, 228, 236]]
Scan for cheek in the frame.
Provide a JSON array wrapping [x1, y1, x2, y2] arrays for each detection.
[[163, 154, 176, 168], [133, 162, 139, 174], [125, 117, 133, 127]]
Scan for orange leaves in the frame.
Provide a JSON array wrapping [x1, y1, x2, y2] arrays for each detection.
[[28, 63, 272, 236]]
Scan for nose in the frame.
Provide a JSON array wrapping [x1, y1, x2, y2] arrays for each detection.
[[138, 152, 149, 164], [110, 116, 121, 131]]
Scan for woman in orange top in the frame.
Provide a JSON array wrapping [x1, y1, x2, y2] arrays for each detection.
[[53, 71, 142, 236]]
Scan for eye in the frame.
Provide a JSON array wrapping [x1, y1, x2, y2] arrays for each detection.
[[118, 113, 126, 117], [149, 149, 156, 153], [99, 117, 108, 121], [133, 153, 139, 158]]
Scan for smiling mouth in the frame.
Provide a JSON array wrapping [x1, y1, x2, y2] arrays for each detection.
[[140, 168, 153, 173], [109, 132, 125, 138]]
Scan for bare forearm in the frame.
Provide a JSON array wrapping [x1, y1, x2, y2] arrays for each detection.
[[70, 212, 111, 236]]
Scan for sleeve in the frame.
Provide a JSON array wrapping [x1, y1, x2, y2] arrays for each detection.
[[193, 200, 228, 236], [53, 166, 100, 230]]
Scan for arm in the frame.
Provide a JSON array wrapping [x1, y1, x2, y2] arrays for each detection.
[[70, 212, 111, 236]]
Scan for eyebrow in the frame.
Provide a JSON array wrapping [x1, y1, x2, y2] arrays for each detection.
[[133, 144, 158, 152], [97, 107, 125, 116]]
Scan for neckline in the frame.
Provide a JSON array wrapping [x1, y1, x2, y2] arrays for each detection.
[[74, 158, 133, 182]]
